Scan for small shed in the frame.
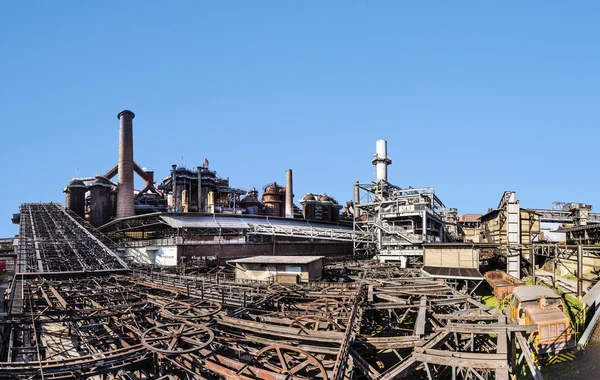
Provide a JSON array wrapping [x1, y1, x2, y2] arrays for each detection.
[[227, 256, 324, 284]]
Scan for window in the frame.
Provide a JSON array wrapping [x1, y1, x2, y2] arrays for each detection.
[[549, 324, 557, 340], [540, 325, 549, 342]]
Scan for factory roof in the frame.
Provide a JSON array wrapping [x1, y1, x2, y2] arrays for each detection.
[[157, 214, 352, 230], [512, 285, 561, 302], [459, 214, 482, 222], [227, 256, 324, 265]]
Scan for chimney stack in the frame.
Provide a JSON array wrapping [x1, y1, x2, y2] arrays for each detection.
[[285, 169, 294, 218], [116, 110, 135, 218], [372, 139, 392, 183], [354, 181, 360, 218], [172, 164, 177, 211]]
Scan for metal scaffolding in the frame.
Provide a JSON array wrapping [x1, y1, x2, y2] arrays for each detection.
[[0, 202, 543, 379]]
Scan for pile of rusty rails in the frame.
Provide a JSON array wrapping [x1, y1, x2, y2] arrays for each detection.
[[1, 203, 545, 379], [0, 272, 545, 379]]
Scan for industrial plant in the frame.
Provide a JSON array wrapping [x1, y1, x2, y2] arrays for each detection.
[[2, 109, 600, 379]]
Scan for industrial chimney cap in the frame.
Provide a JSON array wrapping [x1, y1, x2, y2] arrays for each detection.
[[117, 110, 135, 119]]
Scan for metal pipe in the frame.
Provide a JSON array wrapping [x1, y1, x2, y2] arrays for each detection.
[[285, 169, 293, 218], [578, 245, 583, 299], [171, 164, 177, 211], [197, 166, 202, 212], [116, 110, 135, 218], [353, 181, 360, 218]]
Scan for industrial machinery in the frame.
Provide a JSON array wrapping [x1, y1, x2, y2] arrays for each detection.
[[506, 285, 576, 364]]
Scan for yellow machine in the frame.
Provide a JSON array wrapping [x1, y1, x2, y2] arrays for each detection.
[[507, 285, 576, 364]]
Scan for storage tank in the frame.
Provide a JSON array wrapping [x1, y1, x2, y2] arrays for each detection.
[[319, 194, 333, 222], [64, 179, 87, 219], [89, 176, 113, 227], [262, 183, 283, 217], [300, 193, 317, 220], [240, 187, 262, 215]]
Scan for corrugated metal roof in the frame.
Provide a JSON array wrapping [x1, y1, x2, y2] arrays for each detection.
[[159, 214, 353, 231], [160, 215, 250, 229], [227, 255, 324, 264], [459, 214, 482, 222], [512, 285, 561, 301], [422, 266, 483, 280]]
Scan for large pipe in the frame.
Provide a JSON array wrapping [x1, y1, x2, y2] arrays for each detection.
[[371, 139, 392, 183], [116, 110, 135, 218], [354, 181, 360, 218], [197, 166, 203, 212], [285, 169, 294, 218], [171, 164, 177, 211]]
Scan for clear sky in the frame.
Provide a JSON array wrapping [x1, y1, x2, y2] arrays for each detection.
[[0, 2, 598, 236]]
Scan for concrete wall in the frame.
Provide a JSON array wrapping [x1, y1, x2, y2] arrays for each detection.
[[127, 246, 178, 266], [424, 246, 479, 268], [481, 210, 540, 257], [179, 241, 351, 262], [235, 260, 323, 283]]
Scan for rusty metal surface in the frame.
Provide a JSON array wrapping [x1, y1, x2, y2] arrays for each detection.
[[2, 204, 543, 379]]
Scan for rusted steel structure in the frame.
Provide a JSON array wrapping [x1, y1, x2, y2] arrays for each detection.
[[0, 202, 544, 379]]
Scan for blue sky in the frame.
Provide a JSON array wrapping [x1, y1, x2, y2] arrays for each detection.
[[1, 2, 598, 235]]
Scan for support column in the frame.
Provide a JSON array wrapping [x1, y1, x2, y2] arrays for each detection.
[[578, 245, 584, 299], [353, 181, 360, 218], [171, 164, 177, 211], [197, 166, 202, 212], [285, 169, 294, 218]]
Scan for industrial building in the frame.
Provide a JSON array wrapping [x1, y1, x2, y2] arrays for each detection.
[[6, 109, 600, 379], [1, 203, 543, 379], [353, 140, 454, 266]]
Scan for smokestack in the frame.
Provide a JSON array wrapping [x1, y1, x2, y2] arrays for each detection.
[[197, 166, 203, 212], [354, 181, 360, 218], [285, 169, 294, 218], [372, 139, 392, 183], [171, 164, 177, 211], [116, 110, 135, 218]]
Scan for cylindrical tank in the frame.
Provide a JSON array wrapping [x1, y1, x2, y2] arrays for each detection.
[[89, 177, 112, 227], [240, 187, 262, 215], [208, 191, 215, 213], [320, 194, 333, 222], [285, 169, 294, 218], [300, 193, 316, 220], [262, 183, 282, 217], [182, 189, 189, 212], [64, 179, 87, 219], [331, 198, 341, 223], [117, 110, 135, 218]]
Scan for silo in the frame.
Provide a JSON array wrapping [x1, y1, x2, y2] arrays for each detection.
[[89, 176, 113, 227], [64, 179, 87, 219]]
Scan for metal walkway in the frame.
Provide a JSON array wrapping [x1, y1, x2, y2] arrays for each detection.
[[16, 203, 128, 275]]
